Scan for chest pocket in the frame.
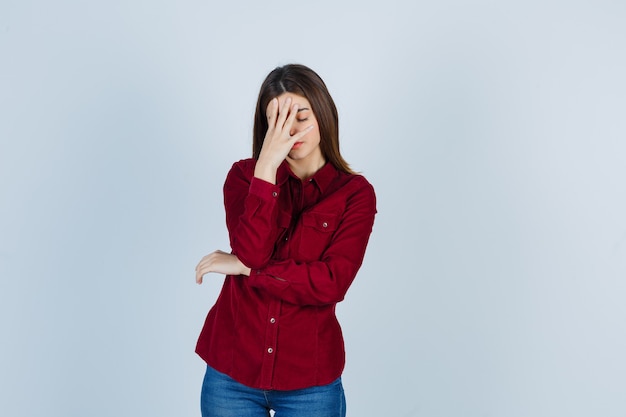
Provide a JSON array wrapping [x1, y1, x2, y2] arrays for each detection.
[[297, 211, 341, 261]]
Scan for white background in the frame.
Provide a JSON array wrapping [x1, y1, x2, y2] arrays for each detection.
[[1, 1, 625, 416]]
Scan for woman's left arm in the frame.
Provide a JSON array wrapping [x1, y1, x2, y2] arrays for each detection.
[[246, 179, 377, 306]]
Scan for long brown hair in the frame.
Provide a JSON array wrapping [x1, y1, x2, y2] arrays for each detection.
[[252, 64, 354, 175]]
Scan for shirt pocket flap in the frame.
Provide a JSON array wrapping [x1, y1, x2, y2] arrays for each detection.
[[302, 212, 340, 232]]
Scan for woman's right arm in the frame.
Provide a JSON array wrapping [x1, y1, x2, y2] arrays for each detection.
[[223, 161, 283, 270], [226, 97, 313, 269]]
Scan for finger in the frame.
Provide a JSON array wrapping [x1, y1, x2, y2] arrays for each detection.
[[196, 254, 210, 270], [197, 258, 214, 273], [266, 98, 278, 127], [283, 103, 300, 135], [197, 249, 225, 265], [196, 257, 213, 276], [196, 250, 224, 284], [291, 124, 315, 141], [276, 96, 292, 128], [196, 262, 213, 283], [196, 250, 227, 272], [196, 255, 211, 272]]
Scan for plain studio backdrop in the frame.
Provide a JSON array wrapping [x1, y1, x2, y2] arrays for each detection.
[[1, 1, 625, 416]]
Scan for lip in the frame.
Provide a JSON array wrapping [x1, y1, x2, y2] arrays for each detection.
[[291, 142, 304, 150]]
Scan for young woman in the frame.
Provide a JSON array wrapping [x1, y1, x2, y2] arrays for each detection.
[[195, 64, 376, 417]]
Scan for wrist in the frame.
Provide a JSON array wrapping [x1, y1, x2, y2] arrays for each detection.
[[238, 259, 251, 276], [254, 160, 279, 184]]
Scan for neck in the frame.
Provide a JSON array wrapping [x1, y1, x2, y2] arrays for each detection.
[[287, 155, 326, 180]]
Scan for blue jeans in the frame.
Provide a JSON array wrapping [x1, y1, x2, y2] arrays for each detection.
[[200, 365, 346, 417]]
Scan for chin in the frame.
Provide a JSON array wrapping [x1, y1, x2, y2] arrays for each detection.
[[288, 150, 307, 160]]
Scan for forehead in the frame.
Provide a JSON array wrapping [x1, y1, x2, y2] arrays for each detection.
[[276, 92, 311, 109]]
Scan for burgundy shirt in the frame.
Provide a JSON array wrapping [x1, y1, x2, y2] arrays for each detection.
[[196, 158, 376, 390]]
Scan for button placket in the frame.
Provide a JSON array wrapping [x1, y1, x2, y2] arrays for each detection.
[[260, 300, 281, 387]]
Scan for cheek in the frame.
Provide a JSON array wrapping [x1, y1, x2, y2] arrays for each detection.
[[311, 129, 322, 146], [292, 122, 319, 137], [304, 124, 320, 139]]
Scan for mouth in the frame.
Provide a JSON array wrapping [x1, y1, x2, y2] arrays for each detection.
[[291, 141, 304, 150]]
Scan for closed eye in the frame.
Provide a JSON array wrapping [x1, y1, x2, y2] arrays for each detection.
[[296, 107, 310, 123]]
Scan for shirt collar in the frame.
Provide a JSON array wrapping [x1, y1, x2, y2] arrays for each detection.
[[277, 161, 338, 194]]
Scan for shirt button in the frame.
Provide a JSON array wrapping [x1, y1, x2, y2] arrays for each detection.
[[267, 348, 274, 354], [272, 191, 278, 197], [270, 318, 276, 324], [322, 222, 328, 228]]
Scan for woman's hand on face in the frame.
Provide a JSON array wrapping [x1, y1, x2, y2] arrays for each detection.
[[195, 250, 251, 284], [254, 97, 314, 183]]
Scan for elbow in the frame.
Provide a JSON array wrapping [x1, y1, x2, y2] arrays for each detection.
[[300, 288, 347, 307], [231, 235, 273, 270], [306, 275, 354, 306], [232, 246, 270, 271], [320, 284, 350, 305]]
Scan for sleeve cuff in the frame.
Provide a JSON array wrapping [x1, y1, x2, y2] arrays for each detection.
[[249, 177, 281, 202], [248, 267, 289, 289]]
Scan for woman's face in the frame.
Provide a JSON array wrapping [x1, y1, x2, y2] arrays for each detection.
[[275, 92, 323, 166]]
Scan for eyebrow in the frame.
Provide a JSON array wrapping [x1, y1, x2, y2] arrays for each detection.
[[296, 107, 310, 113]]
